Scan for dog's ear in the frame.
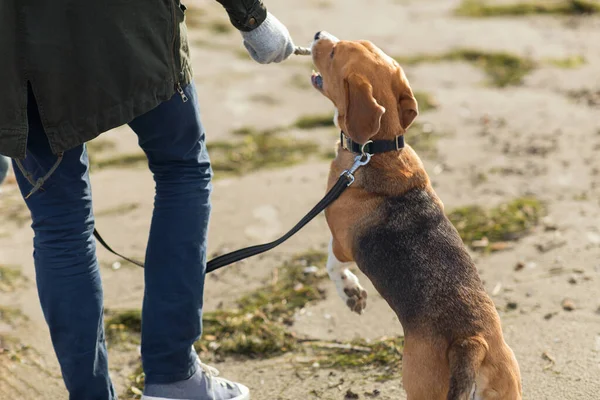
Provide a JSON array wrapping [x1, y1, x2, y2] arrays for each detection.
[[343, 73, 386, 144], [396, 69, 418, 130], [399, 91, 418, 130]]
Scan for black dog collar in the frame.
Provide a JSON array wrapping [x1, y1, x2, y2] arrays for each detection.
[[340, 131, 405, 155]]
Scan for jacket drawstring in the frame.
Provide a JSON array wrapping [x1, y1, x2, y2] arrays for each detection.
[[14, 152, 64, 199]]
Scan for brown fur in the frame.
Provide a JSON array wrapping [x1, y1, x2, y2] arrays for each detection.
[[312, 33, 522, 399]]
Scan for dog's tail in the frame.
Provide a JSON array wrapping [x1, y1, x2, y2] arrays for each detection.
[[447, 336, 488, 400]]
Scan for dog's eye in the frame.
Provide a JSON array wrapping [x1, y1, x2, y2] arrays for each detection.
[[330, 48, 335, 58]]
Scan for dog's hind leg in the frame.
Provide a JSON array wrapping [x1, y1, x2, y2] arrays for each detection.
[[402, 337, 449, 400], [326, 238, 368, 314]]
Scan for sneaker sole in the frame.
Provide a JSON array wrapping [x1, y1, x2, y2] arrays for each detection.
[[141, 383, 250, 400]]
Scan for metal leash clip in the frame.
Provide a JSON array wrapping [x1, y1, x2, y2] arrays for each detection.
[[340, 152, 372, 186]]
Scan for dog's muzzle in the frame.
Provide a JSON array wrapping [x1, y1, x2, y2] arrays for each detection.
[[312, 30, 340, 48]]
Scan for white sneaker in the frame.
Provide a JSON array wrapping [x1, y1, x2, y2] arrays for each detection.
[[142, 360, 250, 400]]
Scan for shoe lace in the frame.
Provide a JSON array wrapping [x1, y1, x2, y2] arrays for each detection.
[[197, 360, 220, 398]]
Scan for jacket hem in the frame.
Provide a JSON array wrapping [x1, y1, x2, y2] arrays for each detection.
[[44, 69, 193, 156]]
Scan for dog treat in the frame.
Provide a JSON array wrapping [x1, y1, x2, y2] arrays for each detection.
[[294, 46, 312, 56]]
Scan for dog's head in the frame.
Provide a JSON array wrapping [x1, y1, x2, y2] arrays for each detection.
[[310, 31, 418, 144]]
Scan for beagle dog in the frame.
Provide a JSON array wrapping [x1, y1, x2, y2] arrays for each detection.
[[310, 31, 522, 400]]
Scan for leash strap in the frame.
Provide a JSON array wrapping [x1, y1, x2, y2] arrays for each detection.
[[92, 154, 371, 272], [206, 173, 351, 272], [93, 229, 144, 267]]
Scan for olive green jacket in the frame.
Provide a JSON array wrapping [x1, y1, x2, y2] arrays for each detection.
[[0, 0, 266, 158]]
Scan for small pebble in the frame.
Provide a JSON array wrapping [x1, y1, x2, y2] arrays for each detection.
[[111, 261, 121, 270], [514, 262, 525, 272], [506, 302, 518, 311], [542, 216, 558, 231], [544, 312, 556, 320], [345, 389, 359, 399], [303, 266, 319, 275], [561, 298, 576, 311], [365, 389, 381, 398], [568, 276, 578, 285]]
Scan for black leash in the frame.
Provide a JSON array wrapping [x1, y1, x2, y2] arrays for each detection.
[[207, 169, 352, 272], [93, 153, 373, 273], [93, 229, 145, 268]]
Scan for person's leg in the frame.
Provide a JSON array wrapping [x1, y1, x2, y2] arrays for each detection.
[[130, 83, 247, 400], [12, 89, 115, 399], [129, 82, 211, 383]]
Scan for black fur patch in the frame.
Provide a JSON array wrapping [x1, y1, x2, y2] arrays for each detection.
[[353, 188, 493, 339]]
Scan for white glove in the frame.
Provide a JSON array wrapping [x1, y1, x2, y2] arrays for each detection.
[[241, 12, 295, 64]]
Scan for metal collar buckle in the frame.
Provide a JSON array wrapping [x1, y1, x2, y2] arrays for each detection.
[[395, 136, 402, 150], [340, 133, 350, 151]]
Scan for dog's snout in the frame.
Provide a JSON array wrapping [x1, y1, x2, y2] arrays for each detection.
[[312, 31, 340, 45]]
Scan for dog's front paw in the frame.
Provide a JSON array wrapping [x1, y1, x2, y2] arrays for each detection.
[[338, 269, 368, 314]]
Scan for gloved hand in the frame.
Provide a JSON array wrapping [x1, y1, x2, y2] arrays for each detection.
[[241, 12, 294, 64]]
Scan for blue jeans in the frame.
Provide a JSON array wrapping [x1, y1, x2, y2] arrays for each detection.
[[13, 83, 211, 399]]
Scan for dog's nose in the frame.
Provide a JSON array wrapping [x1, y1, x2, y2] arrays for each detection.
[[314, 31, 321, 41]]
